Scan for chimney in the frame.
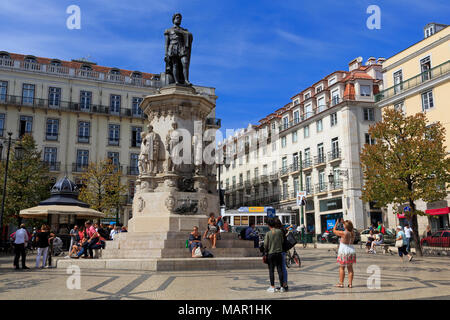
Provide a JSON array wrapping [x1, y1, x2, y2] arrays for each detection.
[[348, 57, 363, 71], [377, 57, 386, 65], [366, 57, 376, 66]]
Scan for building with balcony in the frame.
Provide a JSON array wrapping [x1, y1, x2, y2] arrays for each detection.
[[0, 51, 216, 225], [376, 23, 450, 233], [218, 56, 384, 233]]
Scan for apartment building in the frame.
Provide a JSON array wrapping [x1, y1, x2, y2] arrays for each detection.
[[376, 23, 450, 233], [0, 51, 216, 225], [218, 56, 384, 233]]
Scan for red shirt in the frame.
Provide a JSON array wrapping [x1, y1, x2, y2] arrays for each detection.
[[86, 226, 96, 238]]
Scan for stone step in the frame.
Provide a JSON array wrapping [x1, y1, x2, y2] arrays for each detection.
[[106, 238, 256, 250], [56, 257, 266, 271], [102, 247, 260, 259], [115, 231, 239, 241]]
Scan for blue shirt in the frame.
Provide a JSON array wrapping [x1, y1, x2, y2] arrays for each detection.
[[245, 227, 257, 239], [398, 230, 407, 246]]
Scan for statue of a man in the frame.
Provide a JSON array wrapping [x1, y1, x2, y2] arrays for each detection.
[[164, 13, 193, 85], [138, 131, 149, 175], [192, 134, 203, 175], [146, 125, 159, 174], [166, 122, 179, 172]]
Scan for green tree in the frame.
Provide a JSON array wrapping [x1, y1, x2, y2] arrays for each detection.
[[0, 134, 51, 225], [79, 159, 127, 220], [360, 108, 450, 256]]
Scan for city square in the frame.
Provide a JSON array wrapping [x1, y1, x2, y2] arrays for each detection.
[[0, 0, 449, 307]]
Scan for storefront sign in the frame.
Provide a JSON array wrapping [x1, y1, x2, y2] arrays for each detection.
[[425, 207, 450, 215]]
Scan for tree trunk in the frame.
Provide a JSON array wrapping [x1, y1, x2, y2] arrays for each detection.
[[409, 199, 423, 256]]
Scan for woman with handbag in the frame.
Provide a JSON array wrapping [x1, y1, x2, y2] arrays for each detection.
[[264, 218, 285, 293], [395, 226, 413, 262], [189, 226, 204, 258]]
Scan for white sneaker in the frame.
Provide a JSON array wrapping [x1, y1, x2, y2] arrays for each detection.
[[279, 287, 286, 293], [266, 287, 277, 293]]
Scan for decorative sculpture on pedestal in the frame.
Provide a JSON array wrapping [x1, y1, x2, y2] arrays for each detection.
[[164, 13, 193, 85], [166, 122, 180, 173]]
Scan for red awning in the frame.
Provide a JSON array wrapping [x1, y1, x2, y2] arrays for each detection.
[[425, 207, 450, 216], [397, 214, 406, 219]]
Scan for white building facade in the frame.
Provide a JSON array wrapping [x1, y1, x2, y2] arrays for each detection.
[[218, 57, 385, 234]]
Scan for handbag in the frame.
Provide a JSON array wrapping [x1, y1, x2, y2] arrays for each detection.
[[395, 239, 403, 248], [262, 254, 268, 264], [193, 246, 202, 258]]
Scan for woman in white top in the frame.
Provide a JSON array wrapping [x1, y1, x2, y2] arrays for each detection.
[[333, 220, 356, 288]]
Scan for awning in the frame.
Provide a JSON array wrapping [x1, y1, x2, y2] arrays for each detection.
[[425, 207, 450, 216], [397, 214, 406, 219], [19, 205, 105, 219]]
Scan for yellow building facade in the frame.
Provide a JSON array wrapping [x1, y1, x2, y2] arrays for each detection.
[[376, 23, 450, 233]]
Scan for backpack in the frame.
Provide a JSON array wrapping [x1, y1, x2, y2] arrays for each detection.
[[240, 227, 248, 240], [283, 231, 297, 251], [381, 226, 386, 234]]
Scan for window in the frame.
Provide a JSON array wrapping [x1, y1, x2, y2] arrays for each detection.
[[110, 95, 121, 114], [304, 92, 311, 100], [271, 122, 276, 131], [132, 97, 143, 117], [80, 91, 92, 111], [394, 101, 405, 113], [281, 136, 287, 148], [239, 156, 243, 166], [317, 143, 324, 162], [292, 130, 298, 143], [48, 87, 61, 107], [19, 115, 32, 136], [304, 125, 310, 138], [44, 147, 57, 164], [263, 164, 268, 175], [272, 160, 277, 173], [330, 113, 337, 126], [305, 103, 313, 119], [78, 121, 90, 143], [293, 110, 300, 124], [108, 124, 120, 145], [421, 90, 434, 111], [254, 167, 259, 178], [76, 150, 89, 167], [130, 153, 139, 175], [0, 81, 7, 102], [293, 153, 299, 170], [282, 117, 289, 130], [107, 151, 120, 171], [393, 70, 403, 94], [131, 126, 142, 147], [331, 89, 340, 105], [305, 175, 312, 193], [316, 86, 323, 93], [360, 85, 371, 96], [293, 177, 299, 195], [304, 148, 310, 162], [331, 137, 339, 158], [0, 113, 4, 137], [46, 119, 59, 140], [420, 56, 431, 81], [363, 108, 375, 121], [272, 141, 277, 151], [316, 119, 323, 132], [328, 77, 337, 85], [22, 84, 35, 105], [317, 97, 325, 112], [318, 170, 326, 191], [365, 133, 375, 145]]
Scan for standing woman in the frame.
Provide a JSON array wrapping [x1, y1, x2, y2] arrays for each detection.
[[203, 213, 218, 248], [275, 218, 289, 291], [264, 218, 285, 292], [333, 220, 356, 288]]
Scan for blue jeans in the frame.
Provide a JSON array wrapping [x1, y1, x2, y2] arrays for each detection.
[[405, 238, 411, 253], [281, 252, 287, 285], [188, 242, 203, 253]]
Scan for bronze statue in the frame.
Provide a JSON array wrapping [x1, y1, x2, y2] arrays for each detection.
[[164, 13, 193, 85]]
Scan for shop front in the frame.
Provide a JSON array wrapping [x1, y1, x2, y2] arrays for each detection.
[[425, 207, 450, 231], [319, 197, 343, 233]]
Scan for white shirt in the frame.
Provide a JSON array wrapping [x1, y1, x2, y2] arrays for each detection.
[[14, 228, 29, 244], [404, 226, 413, 238]]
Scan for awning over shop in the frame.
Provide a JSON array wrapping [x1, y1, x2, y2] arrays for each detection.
[[19, 205, 104, 219], [425, 207, 450, 216]]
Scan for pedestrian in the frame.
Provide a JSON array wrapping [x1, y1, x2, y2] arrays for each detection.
[[264, 218, 285, 293], [223, 218, 230, 232], [75, 221, 97, 259], [35, 225, 51, 268], [12, 224, 29, 270], [377, 221, 386, 234], [245, 222, 260, 248], [121, 226, 128, 233], [188, 226, 204, 258], [69, 225, 79, 252], [275, 218, 289, 291], [404, 223, 413, 253], [396, 226, 413, 262], [203, 213, 219, 248], [333, 220, 356, 288]]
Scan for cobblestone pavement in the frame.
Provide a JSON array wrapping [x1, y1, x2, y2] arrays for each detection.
[[0, 248, 449, 300]]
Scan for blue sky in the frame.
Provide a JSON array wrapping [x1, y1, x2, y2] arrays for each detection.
[[0, 0, 448, 134]]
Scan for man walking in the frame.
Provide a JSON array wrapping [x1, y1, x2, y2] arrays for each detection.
[[69, 225, 79, 252], [404, 223, 413, 253], [12, 224, 29, 270]]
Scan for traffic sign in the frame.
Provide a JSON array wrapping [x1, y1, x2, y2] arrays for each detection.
[[403, 206, 411, 212]]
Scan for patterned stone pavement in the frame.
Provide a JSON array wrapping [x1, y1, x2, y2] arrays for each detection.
[[0, 248, 449, 300]]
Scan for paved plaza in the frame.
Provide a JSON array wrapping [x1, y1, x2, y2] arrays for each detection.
[[0, 247, 449, 300]]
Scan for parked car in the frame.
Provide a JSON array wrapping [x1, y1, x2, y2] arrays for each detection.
[[231, 225, 270, 242], [421, 230, 450, 247], [360, 228, 396, 245]]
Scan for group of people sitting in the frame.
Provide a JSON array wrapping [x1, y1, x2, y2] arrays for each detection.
[[365, 229, 384, 253], [187, 213, 228, 258], [68, 221, 110, 259]]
